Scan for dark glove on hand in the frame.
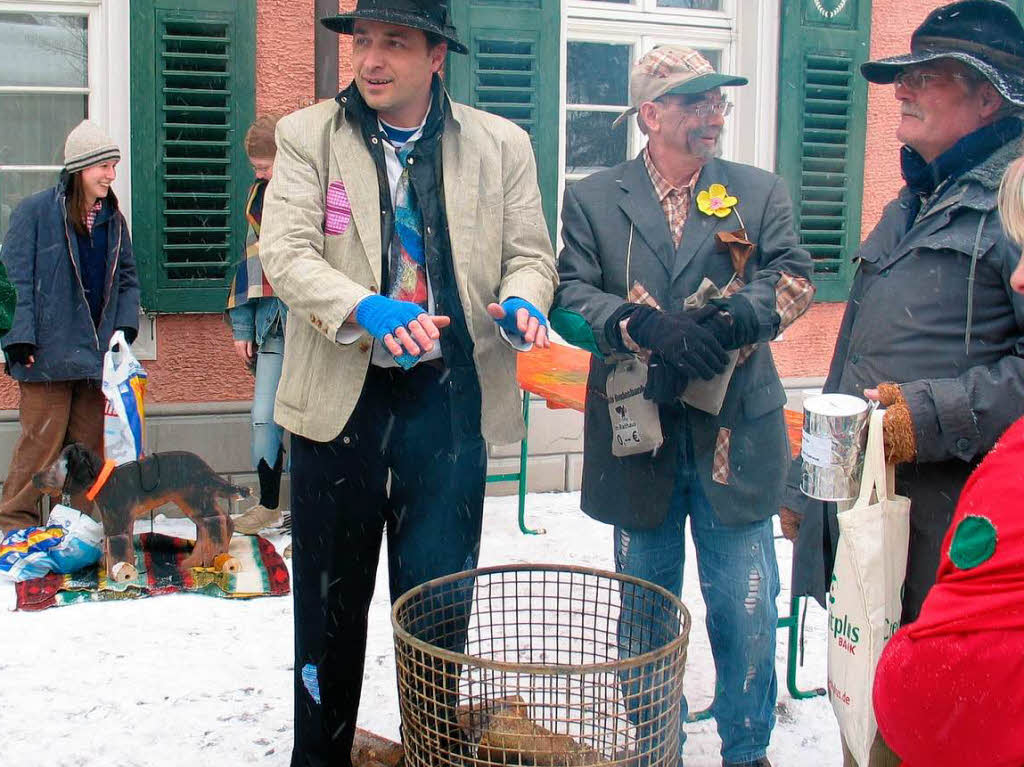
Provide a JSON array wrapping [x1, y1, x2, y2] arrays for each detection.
[[603, 302, 645, 353], [627, 305, 729, 380], [4, 343, 35, 367], [643, 354, 689, 404], [702, 294, 760, 350], [117, 326, 138, 345]]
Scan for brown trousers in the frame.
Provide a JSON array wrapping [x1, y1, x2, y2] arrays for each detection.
[[0, 380, 105, 534]]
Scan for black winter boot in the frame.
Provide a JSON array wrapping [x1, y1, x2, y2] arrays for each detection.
[[257, 448, 284, 510]]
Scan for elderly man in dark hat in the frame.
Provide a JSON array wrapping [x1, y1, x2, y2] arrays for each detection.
[[257, 0, 557, 764], [782, 1, 1024, 764], [553, 46, 814, 767]]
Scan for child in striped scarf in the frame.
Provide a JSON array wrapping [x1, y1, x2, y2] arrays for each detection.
[[226, 117, 290, 549]]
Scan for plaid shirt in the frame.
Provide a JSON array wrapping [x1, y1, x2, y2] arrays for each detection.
[[625, 148, 815, 363], [85, 200, 102, 234], [642, 147, 701, 248]]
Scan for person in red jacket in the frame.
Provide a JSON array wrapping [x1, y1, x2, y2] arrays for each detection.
[[871, 153, 1024, 767]]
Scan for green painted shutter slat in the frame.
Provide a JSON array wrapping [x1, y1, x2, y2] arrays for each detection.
[[446, 0, 560, 243], [777, 0, 871, 302], [131, 0, 255, 313]]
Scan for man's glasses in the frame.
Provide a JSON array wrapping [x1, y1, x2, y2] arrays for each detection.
[[893, 68, 972, 92], [654, 97, 734, 120], [687, 100, 734, 118]]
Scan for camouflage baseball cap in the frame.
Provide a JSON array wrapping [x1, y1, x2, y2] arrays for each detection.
[[612, 45, 748, 128]]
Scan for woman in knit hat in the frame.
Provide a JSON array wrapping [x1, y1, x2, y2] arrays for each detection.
[[0, 119, 140, 536], [223, 116, 291, 546], [870, 154, 1024, 767]]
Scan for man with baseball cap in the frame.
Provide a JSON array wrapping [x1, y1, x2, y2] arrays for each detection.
[[257, 0, 557, 763], [553, 46, 813, 767], [781, 1, 1024, 764]]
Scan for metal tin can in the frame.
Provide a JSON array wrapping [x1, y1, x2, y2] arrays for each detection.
[[800, 393, 870, 502]]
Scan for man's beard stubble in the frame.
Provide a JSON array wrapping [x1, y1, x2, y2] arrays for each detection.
[[688, 125, 724, 162]]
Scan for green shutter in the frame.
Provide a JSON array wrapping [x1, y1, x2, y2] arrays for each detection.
[[446, 0, 561, 243], [777, 0, 871, 302], [131, 0, 255, 313]]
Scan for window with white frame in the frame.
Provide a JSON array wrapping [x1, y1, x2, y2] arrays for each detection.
[[561, 0, 780, 191], [0, 0, 131, 244], [575, 0, 721, 10], [0, 8, 90, 241], [565, 38, 722, 183]]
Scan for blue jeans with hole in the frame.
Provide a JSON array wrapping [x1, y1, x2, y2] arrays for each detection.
[[615, 432, 779, 766], [251, 329, 288, 470]]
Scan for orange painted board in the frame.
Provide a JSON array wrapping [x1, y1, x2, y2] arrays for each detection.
[[786, 409, 803, 458], [516, 343, 805, 458], [516, 343, 590, 412]]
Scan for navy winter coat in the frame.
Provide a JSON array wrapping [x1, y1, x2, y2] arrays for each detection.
[[0, 177, 140, 382], [786, 133, 1024, 623]]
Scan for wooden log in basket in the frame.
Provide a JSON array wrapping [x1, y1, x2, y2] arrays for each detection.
[[353, 728, 405, 767]]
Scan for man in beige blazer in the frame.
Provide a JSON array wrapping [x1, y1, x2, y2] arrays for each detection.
[[257, 0, 557, 763]]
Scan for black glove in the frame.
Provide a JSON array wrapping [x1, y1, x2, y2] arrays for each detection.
[[4, 343, 35, 367], [643, 353, 688, 404], [116, 326, 138, 345], [700, 294, 760, 351], [625, 305, 729, 381], [603, 302, 646, 353]]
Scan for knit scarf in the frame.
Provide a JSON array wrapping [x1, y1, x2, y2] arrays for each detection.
[[900, 116, 1022, 226], [226, 180, 275, 309]]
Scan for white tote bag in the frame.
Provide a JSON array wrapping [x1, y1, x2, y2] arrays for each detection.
[[101, 330, 148, 465], [827, 408, 910, 766]]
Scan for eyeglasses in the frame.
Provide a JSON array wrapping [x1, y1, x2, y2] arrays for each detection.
[[654, 97, 734, 119], [687, 100, 734, 118], [893, 69, 973, 92]]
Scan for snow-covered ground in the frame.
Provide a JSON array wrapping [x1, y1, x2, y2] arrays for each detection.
[[0, 492, 840, 766]]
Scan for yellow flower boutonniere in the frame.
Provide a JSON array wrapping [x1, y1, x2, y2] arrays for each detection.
[[697, 183, 738, 218]]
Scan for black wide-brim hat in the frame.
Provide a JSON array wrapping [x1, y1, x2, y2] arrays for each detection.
[[321, 0, 467, 55], [860, 0, 1024, 106]]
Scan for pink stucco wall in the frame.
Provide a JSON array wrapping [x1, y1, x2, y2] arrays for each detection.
[[257, 0, 316, 116], [142, 316, 255, 402], [861, 1, 948, 235], [340, 0, 357, 83]]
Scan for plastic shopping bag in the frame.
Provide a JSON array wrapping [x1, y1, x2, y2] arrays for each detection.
[[827, 408, 910, 766], [45, 505, 104, 574], [0, 505, 103, 582], [102, 330, 147, 465]]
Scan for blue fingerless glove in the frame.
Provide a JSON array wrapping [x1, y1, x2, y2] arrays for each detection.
[[493, 297, 547, 339], [354, 294, 424, 369]]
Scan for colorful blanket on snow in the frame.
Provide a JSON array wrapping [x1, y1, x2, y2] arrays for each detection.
[[14, 532, 289, 611]]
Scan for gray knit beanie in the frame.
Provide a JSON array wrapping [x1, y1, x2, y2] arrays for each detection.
[[64, 120, 120, 174]]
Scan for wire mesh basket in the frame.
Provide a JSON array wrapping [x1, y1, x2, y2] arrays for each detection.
[[392, 564, 691, 766]]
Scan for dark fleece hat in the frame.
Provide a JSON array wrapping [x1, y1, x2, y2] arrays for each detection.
[[321, 0, 467, 55], [860, 0, 1024, 107]]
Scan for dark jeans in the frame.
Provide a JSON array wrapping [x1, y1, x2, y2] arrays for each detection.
[[615, 432, 780, 765], [289, 363, 487, 767]]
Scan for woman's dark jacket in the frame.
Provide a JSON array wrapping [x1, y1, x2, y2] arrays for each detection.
[[0, 177, 140, 382]]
